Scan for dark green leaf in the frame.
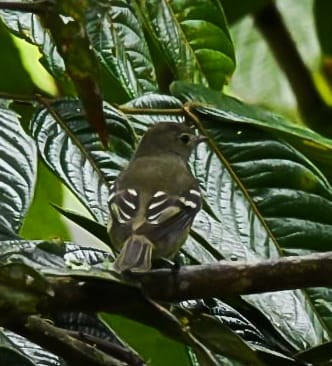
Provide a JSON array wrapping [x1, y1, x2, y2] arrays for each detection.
[[1, 328, 66, 365], [0, 240, 222, 365], [296, 339, 332, 364], [174, 304, 266, 365], [0, 239, 109, 274], [55, 311, 144, 366], [28, 89, 332, 356], [52, 204, 111, 247], [85, 0, 158, 99], [171, 85, 332, 348], [305, 287, 332, 336], [30, 99, 135, 225], [0, 103, 36, 238], [140, 0, 235, 90], [0, 329, 37, 366], [171, 81, 332, 183]]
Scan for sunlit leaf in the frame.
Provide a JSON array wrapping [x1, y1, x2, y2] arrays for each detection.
[[0, 7, 72, 90], [20, 161, 70, 240]]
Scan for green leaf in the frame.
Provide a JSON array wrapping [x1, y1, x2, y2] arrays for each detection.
[[0, 21, 37, 95], [103, 314, 191, 366], [173, 305, 266, 365], [30, 99, 135, 225], [52, 204, 111, 246], [305, 287, 332, 335], [296, 339, 332, 364], [191, 132, 329, 348], [29, 90, 332, 355], [171, 85, 332, 348], [141, 0, 235, 90], [0, 240, 222, 365], [85, 0, 158, 99], [20, 161, 70, 240], [0, 7, 73, 91], [0, 103, 36, 238], [1, 328, 66, 366], [171, 81, 332, 184]]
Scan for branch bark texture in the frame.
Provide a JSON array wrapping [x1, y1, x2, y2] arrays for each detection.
[[45, 251, 332, 309]]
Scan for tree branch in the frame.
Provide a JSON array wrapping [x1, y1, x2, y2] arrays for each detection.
[[137, 251, 332, 300], [66, 330, 145, 366], [3, 252, 332, 365], [43, 251, 332, 308], [254, 2, 332, 137], [11, 315, 130, 366], [0, 0, 53, 13]]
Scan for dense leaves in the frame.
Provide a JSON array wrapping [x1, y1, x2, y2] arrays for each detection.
[[140, 0, 235, 90], [0, 0, 332, 365], [85, 0, 158, 99]]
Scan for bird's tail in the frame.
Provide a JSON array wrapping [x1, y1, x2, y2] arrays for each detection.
[[114, 235, 153, 272]]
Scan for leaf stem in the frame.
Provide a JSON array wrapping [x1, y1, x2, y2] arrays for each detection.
[[118, 106, 184, 116]]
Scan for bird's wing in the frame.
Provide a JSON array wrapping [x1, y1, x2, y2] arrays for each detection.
[[137, 188, 202, 240], [108, 182, 202, 237], [108, 183, 139, 224]]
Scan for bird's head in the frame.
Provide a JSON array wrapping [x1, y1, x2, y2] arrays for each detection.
[[135, 122, 206, 160]]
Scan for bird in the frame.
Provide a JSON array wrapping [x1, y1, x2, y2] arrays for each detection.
[[107, 122, 206, 272]]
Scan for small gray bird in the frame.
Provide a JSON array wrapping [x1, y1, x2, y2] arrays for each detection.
[[107, 122, 205, 272]]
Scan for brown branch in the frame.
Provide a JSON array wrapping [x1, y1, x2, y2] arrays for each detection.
[[10, 315, 129, 366], [3, 252, 332, 365], [67, 330, 145, 366], [137, 252, 332, 300], [118, 106, 184, 116], [0, 0, 52, 13], [254, 2, 332, 137], [0, 91, 54, 104], [42, 251, 332, 308]]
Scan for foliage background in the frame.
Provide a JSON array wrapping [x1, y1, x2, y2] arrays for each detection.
[[1, 0, 332, 365]]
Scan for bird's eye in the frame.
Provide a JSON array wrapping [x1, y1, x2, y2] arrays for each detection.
[[179, 133, 191, 144]]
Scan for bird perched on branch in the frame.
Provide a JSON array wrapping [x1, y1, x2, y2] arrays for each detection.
[[108, 122, 206, 272]]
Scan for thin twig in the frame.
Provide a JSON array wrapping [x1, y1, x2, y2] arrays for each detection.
[[0, 0, 53, 13], [118, 106, 184, 116], [67, 330, 145, 366], [16, 315, 127, 366]]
